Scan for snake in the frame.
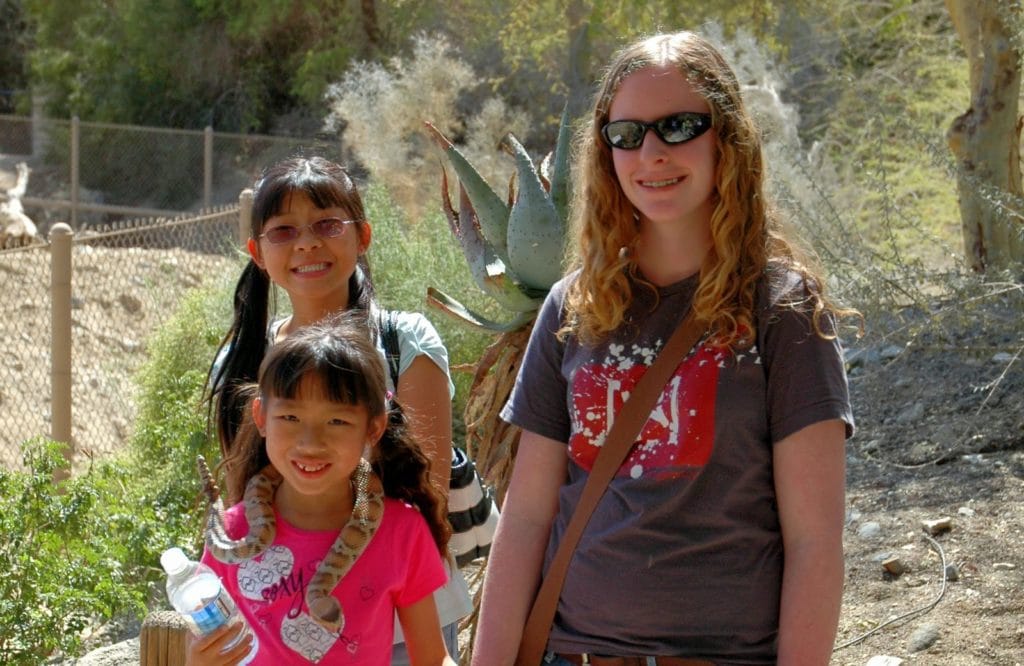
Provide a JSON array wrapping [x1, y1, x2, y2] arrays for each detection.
[[196, 454, 385, 634]]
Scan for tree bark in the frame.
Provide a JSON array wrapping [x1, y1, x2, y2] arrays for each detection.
[[564, 0, 592, 119], [360, 0, 383, 56], [946, 0, 1024, 272]]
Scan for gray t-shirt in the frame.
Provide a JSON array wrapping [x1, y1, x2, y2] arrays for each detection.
[[501, 269, 853, 664]]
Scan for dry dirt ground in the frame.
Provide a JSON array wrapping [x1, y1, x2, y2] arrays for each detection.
[[2, 161, 1023, 664], [0, 243, 235, 471], [835, 332, 1024, 665], [0, 156, 237, 472]]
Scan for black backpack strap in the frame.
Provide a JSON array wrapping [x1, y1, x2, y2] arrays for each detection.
[[378, 309, 401, 390]]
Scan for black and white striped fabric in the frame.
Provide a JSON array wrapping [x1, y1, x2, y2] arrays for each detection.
[[447, 446, 499, 567]]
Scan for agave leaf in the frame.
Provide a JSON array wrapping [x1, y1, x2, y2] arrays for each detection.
[[503, 132, 566, 290], [426, 287, 538, 333], [438, 166, 545, 313], [547, 104, 574, 224], [424, 121, 511, 267], [439, 166, 502, 279]]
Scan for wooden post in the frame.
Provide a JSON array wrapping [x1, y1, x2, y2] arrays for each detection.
[[203, 126, 213, 211], [49, 222, 73, 481], [139, 611, 189, 666], [238, 188, 253, 247]]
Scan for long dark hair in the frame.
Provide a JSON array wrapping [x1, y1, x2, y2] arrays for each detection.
[[206, 156, 377, 452], [222, 313, 451, 554]]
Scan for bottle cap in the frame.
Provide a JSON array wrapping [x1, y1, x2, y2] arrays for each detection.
[[160, 547, 190, 576]]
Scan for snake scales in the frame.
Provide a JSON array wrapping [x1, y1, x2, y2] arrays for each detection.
[[197, 455, 384, 633]]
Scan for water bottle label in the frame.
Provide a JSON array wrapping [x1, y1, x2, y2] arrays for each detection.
[[187, 594, 234, 635]]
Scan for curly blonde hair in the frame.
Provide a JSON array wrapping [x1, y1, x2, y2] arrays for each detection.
[[565, 31, 845, 347]]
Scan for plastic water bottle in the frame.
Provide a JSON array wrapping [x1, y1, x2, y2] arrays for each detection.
[[160, 547, 257, 662]]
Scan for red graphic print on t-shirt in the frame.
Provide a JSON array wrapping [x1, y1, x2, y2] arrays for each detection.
[[568, 340, 724, 479]]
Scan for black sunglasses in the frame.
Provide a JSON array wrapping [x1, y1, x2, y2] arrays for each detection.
[[601, 112, 713, 150], [259, 217, 358, 245]]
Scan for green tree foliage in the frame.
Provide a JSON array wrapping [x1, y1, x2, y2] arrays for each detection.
[[24, 0, 817, 136], [0, 0, 29, 112], [24, 0, 428, 130], [807, 2, 969, 268], [18, 0, 1016, 276], [28, 0, 299, 129]]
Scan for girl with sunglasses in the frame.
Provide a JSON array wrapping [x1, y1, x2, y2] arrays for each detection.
[[473, 31, 854, 665], [207, 156, 471, 664]]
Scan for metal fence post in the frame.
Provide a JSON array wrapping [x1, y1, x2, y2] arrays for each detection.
[[70, 116, 80, 229], [50, 223, 73, 480], [238, 188, 253, 246], [203, 126, 213, 210]]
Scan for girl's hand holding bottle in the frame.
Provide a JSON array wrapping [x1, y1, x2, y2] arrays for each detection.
[[185, 623, 254, 666]]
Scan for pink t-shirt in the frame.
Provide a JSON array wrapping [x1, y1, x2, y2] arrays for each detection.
[[202, 498, 447, 665]]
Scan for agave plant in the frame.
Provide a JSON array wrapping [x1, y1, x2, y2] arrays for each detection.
[[424, 108, 572, 503], [425, 108, 572, 665]]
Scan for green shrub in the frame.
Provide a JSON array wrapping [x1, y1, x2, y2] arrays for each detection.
[[0, 271, 239, 662], [0, 441, 148, 664], [362, 180, 501, 439], [128, 272, 236, 554]]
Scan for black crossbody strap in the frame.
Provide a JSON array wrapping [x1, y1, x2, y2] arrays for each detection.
[[377, 309, 401, 389]]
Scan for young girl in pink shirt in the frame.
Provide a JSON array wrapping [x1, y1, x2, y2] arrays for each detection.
[[189, 313, 456, 666]]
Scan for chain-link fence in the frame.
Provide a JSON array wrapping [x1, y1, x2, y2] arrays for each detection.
[[0, 113, 345, 232], [0, 205, 243, 471], [0, 114, 356, 471]]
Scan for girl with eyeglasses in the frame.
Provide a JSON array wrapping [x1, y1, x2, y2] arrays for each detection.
[[473, 31, 856, 666], [207, 156, 471, 664]]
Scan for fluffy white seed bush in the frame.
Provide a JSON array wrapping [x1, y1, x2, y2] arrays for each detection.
[[325, 33, 527, 221]]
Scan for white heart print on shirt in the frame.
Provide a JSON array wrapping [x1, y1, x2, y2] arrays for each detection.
[[236, 544, 348, 663], [281, 612, 344, 662], [237, 545, 293, 600]]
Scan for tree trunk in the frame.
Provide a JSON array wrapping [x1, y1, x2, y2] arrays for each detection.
[[564, 0, 592, 119], [945, 0, 1024, 272], [360, 0, 383, 56]]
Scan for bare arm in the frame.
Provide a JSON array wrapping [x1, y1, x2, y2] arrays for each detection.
[[774, 419, 847, 665], [471, 430, 567, 666], [397, 355, 454, 493], [396, 595, 457, 666]]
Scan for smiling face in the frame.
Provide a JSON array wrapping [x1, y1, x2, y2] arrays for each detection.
[[247, 190, 370, 318], [608, 65, 717, 234], [254, 375, 385, 514]]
